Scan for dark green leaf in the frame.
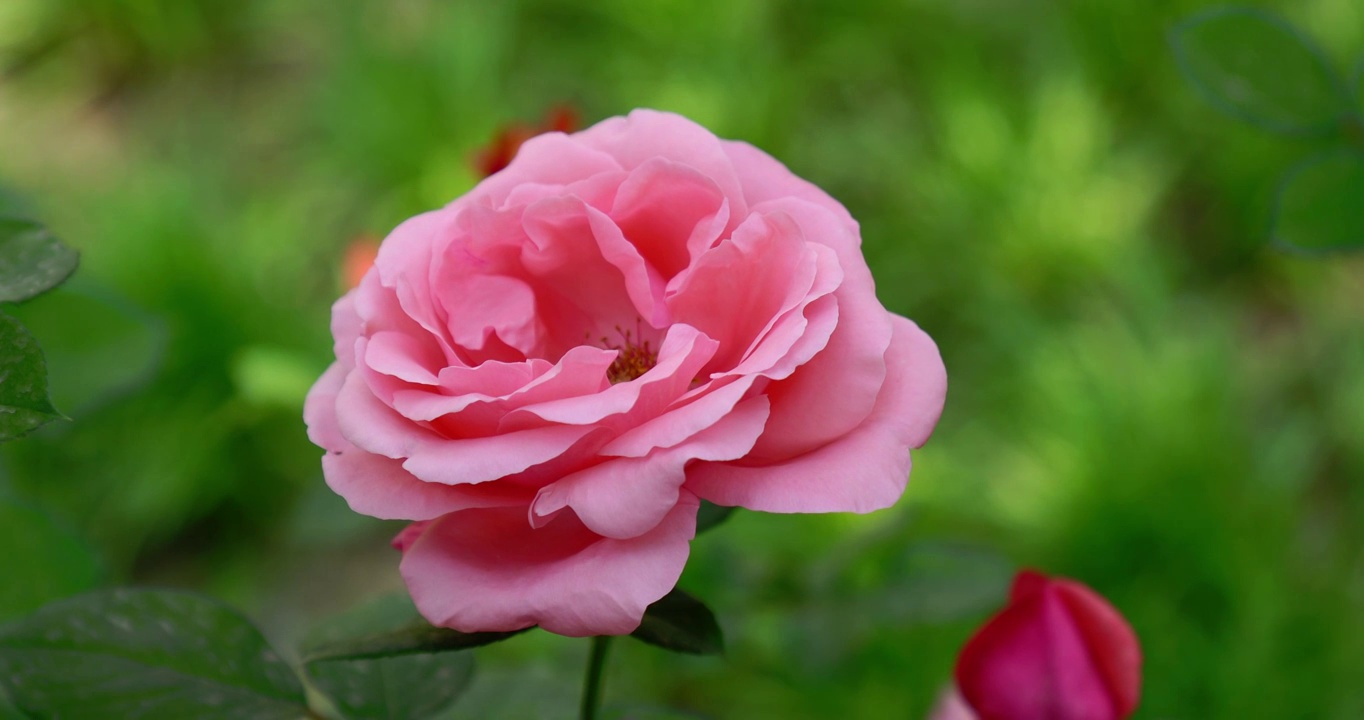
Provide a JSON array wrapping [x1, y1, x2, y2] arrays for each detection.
[[1271, 150, 1364, 254], [0, 589, 308, 720], [629, 588, 723, 655], [0, 218, 78, 304], [302, 601, 525, 664], [0, 688, 29, 720], [0, 312, 62, 441], [303, 595, 476, 720], [694, 501, 736, 535], [603, 706, 713, 720], [0, 499, 100, 623], [5, 286, 164, 415], [1171, 7, 1351, 135]]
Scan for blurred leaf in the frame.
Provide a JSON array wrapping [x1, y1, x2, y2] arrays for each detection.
[[629, 588, 723, 655], [866, 542, 1013, 624], [0, 589, 308, 720], [1171, 7, 1350, 135], [604, 706, 713, 720], [694, 501, 736, 535], [5, 286, 164, 415], [303, 595, 476, 720], [0, 218, 78, 304], [1271, 150, 1364, 254], [303, 604, 525, 664], [0, 499, 100, 623], [0, 690, 25, 720], [0, 312, 61, 442], [231, 345, 324, 410]]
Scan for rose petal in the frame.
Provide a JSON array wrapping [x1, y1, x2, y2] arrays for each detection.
[[400, 491, 700, 636], [401, 424, 600, 486], [576, 110, 748, 228], [684, 316, 945, 513], [307, 363, 528, 520], [611, 157, 728, 280], [532, 396, 769, 538], [506, 323, 718, 430]]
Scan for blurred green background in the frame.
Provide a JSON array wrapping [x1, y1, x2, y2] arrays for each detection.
[[2, 0, 1363, 717]]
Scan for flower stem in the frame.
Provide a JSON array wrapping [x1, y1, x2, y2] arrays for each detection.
[[579, 635, 613, 720]]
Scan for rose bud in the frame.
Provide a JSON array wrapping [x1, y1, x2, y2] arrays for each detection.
[[342, 235, 380, 289], [954, 570, 1142, 720], [473, 104, 583, 178], [305, 109, 947, 637]]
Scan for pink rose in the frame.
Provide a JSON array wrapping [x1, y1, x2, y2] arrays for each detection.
[[304, 109, 947, 636], [954, 570, 1142, 720]]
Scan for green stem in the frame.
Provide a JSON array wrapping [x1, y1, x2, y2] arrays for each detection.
[[579, 635, 613, 720]]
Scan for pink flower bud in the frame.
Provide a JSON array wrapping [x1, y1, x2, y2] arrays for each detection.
[[954, 570, 1142, 720]]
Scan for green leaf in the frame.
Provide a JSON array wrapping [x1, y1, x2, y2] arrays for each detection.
[[1271, 150, 1364, 254], [303, 595, 476, 720], [1171, 7, 1351, 135], [0, 589, 308, 720], [629, 588, 723, 655], [302, 604, 525, 664], [694, 500, 736, 535], [5, 286, 164, 415], [0, 218, 78, 304], [0, 499, 100, 623], [0, 312, 62, 442]]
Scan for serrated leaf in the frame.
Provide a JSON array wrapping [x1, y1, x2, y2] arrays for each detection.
[[1171, 7, 1351, 135], [304, 595, 476, 720], [1271, 150, 1364, 254], [694, 501, 736, 535], [0, 589, 308, 720], [0, 312, 62, 442], [5, 287, 164, 415], [0, 499, 100, 623], [0, 218, 78, 304], [629, 589, 723, 655]]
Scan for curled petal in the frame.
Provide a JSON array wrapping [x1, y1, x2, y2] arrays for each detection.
[[400, 492, 700, 636], [685, 316, 945, 513]]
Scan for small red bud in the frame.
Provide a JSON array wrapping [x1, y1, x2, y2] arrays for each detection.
[[954, 570, 1142, 720]]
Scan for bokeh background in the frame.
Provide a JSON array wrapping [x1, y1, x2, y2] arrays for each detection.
[[2, 0, 1364, 717]]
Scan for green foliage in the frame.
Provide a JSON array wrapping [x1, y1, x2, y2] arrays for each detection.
[[0, 218, 77, 304], [5, 286, 163, 415], [630, 589, 724, 656], [0, 0, 1363, 717], [693, 501, 736, 535], [0, 589, 307, 720], [0, 313, 61, 441], [302, 595, 477, 720], [1272, 150, 1364, 253], [1171, 7, 1352, 135], [0, 499, 100, 623]]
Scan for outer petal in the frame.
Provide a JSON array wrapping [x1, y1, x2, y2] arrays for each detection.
[[720, 139, 857, 231], [400, 491, 701, 637], [684, 316, 946, 513], [305, 363, 528, 520]]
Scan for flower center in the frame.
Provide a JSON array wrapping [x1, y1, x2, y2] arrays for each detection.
[[602, 326, 657, 384]]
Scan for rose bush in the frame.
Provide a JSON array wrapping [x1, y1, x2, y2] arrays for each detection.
[[305, 109, 947, 636]]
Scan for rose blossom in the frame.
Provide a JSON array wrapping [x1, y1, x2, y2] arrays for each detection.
[[304, 109, 947, 637]]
